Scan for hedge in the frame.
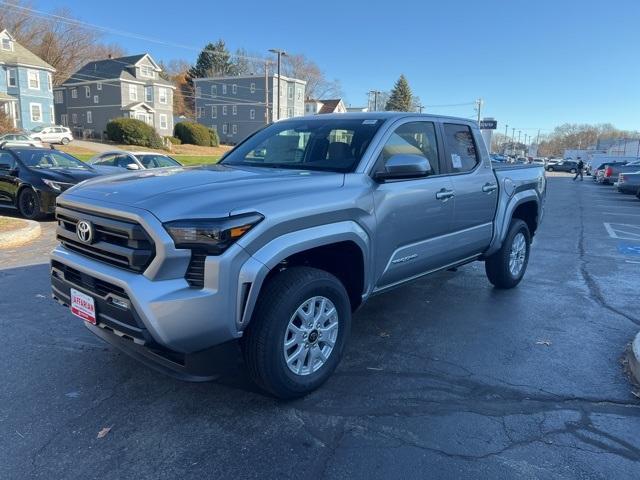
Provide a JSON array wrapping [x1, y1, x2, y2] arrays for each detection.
[[174, 121, 219, 147], [165, 136, 182, 145], [106, 118, 164, 149]]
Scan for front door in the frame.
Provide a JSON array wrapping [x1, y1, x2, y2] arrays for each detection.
[[372, 120, 457, 290]]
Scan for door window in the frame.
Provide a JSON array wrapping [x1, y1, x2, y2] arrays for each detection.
[[377, 121, 439, 175], [443, 124, 479, 173], [94, 154, 117, 166], [0, 152, 16, 170]]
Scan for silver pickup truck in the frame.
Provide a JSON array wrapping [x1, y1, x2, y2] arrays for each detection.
[[51, 113, 546, 398]]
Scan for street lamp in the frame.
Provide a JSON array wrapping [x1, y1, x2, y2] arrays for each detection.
[[268, 49, 287, 121]]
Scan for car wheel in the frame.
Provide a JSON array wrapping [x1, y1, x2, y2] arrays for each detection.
[[61, 137, 70, 145], [242, 266, 351, 399], [485, 219, 531, 289], [570, 169, 577, 174], [17, 188, 44, 220], [547, 167, 554, 172]]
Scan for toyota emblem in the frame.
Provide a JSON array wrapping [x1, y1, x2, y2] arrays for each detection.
[[76, 220, 94, 244]]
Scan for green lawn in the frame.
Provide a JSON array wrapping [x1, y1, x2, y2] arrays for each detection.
[[74, 154, 220, 166]]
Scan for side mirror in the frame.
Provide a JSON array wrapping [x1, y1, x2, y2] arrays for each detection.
[[126, 163, 140, 170], [375, 154, 432, 181]]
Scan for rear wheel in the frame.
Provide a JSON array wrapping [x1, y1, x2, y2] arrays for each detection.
[[61, 137, 70, 145], [242, 267, 351, 399], [17, 188, 44, 220], [485, 219, 531, 289]]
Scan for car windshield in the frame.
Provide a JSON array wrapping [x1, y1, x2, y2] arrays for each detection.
[[15, 150, 90, 170], [221, 118, 384, 173], [136, 154, 181, 168]]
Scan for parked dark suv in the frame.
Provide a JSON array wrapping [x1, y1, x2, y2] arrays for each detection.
[[0, 147, 99, 219], [546, 160, 578, 173]]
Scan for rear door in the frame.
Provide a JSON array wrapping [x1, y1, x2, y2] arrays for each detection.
[[441, 122, 498, 260]]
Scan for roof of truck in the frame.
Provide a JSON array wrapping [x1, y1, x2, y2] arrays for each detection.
[[278, 112, 479, 123]]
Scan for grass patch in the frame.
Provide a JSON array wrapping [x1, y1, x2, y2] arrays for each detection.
[[72, 154, 220, 166]]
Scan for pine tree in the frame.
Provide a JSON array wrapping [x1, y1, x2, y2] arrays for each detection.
[[188, 40, 236, 79], [385, 74, 413, 112]]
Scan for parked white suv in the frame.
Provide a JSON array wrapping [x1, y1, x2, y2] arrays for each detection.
[[30, 126, 73, 145]]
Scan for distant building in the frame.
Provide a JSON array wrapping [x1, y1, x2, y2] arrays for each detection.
[[0, 29, 55, 130], [54, 53, 175, 138], [346, 106, 369, 113], [194, 74, 305, 144], [304, 98, 347, 115]]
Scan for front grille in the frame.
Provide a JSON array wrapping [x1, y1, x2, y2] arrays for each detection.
[[185, 250, 206, 288], [56, 206, 155, 273]]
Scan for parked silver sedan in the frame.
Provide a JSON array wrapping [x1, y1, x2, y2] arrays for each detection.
[[0, 133, 43, 148], [87, 150, 182, 174]]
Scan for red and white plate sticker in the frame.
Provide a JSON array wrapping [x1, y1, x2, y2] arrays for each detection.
[[70, 288, 96, 325]]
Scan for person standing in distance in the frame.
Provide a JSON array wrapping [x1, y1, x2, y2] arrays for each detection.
[[573, 157, 584, 181]]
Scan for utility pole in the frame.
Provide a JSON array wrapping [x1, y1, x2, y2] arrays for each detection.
[[416, 104, 424, 114], [268, 49, 286, 121], [536, 129, 540, 146], [511, 127, 516, 151], [504, 124, 509, 154], [264, 60, 270, 124], [518, 130, 521, 144], [475, 98, 483, 123]]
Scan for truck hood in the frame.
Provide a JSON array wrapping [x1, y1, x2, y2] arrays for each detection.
[[61, 165, 345, 221]]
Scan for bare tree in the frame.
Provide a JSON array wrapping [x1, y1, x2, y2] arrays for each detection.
[[281, 53, 342, 100], [537, 123, 640, 157]]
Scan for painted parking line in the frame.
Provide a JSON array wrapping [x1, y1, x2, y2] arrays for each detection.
[[604, 223, 640, 240]]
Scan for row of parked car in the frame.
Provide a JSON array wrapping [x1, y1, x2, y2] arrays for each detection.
[[0, 125, 74, 148], [0, 145, 182, 220], [591, 158, 640, 199]]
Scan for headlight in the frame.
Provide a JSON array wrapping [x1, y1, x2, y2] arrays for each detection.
[[164, 213, 264, 254], [43, 179, 62, 191]]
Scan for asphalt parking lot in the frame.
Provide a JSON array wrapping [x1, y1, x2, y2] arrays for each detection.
[[1, 174, 639, 480]]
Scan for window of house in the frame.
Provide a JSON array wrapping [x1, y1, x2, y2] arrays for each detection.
[[47, 73, 53, 91], [288, 85, 293, 100], [85, 86, 90, 98], [222, 105, 227, 115], [250, 83, 255, 93], [61, 114, 68, 126], [287, 107, 293, 118], [377, 121, 439, 175], [30, 103, 42, 122], [27, 70, 40, 90], [232, 105, 237, 115], [222, 123, 228, 134], [94, 95, 99, 104], [212, 106, 217, 118], [50, 105, 55, 124], [71, 88, 77, 98], [129, 84, 138, 101], [250, 109, 255, 120], [232, 84, 237, 94], [196, 107, 204, 119], [72, 113, 77, 124], [86, 111, 93, 124], [140, 65, 155, 78], [222, 84, 227, 95], [211, 85, 217, 96], [145, 86, 153, 103], [195, 86, 202, 97], [1, 37, 12, 51], [54, 91, 63, 104], [158, 87, 167, 104], [160, 114, 168, 129], [443, 123, 479, 173], [97, 82, 102, 91], [7, 68, 16, 87], [232, 124, 237, 134], [296, 89, 302, 101]]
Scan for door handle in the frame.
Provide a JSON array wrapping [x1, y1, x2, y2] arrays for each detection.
[[435, 189, 455, 200], [482, 183, 498, 193]]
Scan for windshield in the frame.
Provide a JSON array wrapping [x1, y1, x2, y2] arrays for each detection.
[[137, 154, 181, 168], [15, 150, 90, 170], [221, 118, 384, 172], [31, 126, 44, 133]]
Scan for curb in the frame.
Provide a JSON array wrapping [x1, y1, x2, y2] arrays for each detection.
[[626, 332, 640, 387], [0, 217, 41, 249]]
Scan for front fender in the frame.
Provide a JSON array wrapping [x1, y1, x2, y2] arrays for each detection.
[[236, 221, 371, 330]]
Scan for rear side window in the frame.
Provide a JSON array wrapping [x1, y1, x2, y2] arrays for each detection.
[[443, 123, 479, 173], [0, 152, 16, 169]]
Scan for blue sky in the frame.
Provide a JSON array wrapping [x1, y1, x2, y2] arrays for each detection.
[[41, 0, 640, 134]]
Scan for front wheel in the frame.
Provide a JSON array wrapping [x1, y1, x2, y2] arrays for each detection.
[[17, 188, 44, 220], [485, 219, 531, 289], [242, 267, 351, 399]]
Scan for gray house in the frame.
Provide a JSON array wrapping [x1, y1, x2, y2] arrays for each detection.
[[54, 54, 175, 139], [193, 74, 305, 144]]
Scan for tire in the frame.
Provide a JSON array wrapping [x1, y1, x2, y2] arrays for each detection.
[[242, 266, 351, 399], [547, 167, 554, 172], [485, 219, 531, 289], [61, 137, 70, 145], [570, 169, 577, 174], [17, 188, 44, 220]]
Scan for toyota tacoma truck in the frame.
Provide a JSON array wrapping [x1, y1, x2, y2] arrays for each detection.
[[51, 113, 546, 398]]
